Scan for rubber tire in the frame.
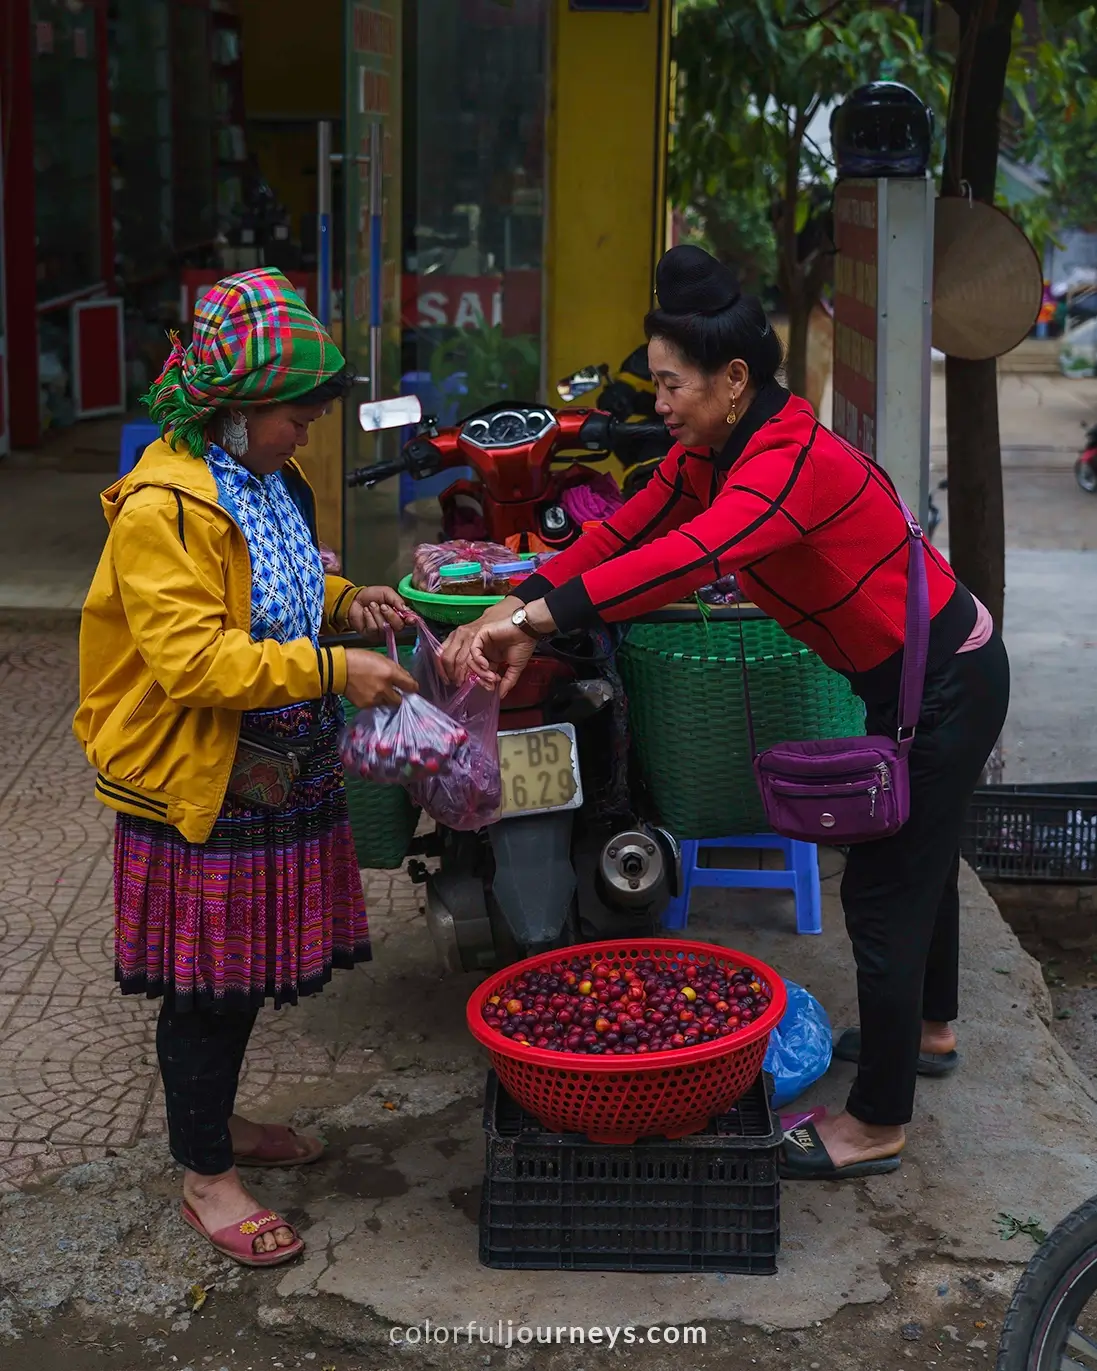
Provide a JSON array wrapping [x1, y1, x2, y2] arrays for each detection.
[[997, 1195, 1097, 1371], [1076, 458, 1097, 494]]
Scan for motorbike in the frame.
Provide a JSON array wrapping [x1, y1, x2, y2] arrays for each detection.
[[351, 392, 666, 552], [557, 346, 673, 499], [997, 1192, 1097, 1369], [342, 393, 682, 974], [1076, 420, 1097, 494]]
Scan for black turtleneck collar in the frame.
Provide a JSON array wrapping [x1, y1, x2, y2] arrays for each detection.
[[713, 378, 790, 471]]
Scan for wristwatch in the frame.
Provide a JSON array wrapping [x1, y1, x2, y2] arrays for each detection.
[[511, 606, 550, 641]]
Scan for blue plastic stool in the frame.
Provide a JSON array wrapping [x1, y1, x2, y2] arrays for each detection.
[[119, 421, 160, 478], [662, 834, 823, 936]]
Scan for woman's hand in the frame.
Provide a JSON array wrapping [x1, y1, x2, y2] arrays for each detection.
[[344, 648, 418, 709], [467, 619, 537, 698], [439, 597, 522, 684], [348, 585, 409, 642]]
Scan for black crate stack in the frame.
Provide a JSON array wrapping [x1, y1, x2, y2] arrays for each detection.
[[478, 1070, 781, 1274]]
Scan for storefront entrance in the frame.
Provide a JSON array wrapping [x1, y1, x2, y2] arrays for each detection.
[[340, 0, 550, 584]]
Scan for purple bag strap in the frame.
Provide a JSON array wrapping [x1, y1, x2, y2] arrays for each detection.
[[897, 501, 930, 754], [735, 493, 930, 758]]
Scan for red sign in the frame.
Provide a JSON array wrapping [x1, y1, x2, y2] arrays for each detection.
[[401, 271, 541, 336], [832, 183, 879, 458], [403, 276, 501, 331], [73, 298, 124, 418]]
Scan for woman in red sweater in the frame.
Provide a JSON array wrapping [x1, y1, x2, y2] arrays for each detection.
[[446, 245, 1009, 1181]]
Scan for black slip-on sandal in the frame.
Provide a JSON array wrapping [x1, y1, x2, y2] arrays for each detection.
[[833, 1027, 959, 1078], [780, 1121, 903, 1181]]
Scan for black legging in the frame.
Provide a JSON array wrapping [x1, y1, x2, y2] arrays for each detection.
[[841, 632, 1010, 1127], [156, 1001, 259, 1174]]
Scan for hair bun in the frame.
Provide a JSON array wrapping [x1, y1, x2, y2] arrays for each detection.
[[655, 244, 740, 315]]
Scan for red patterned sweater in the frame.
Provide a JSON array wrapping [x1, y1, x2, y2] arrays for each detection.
[[516, 382, 976, 701]]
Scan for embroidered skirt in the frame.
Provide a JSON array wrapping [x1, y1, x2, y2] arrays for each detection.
[[113, 698, 370, 1011]]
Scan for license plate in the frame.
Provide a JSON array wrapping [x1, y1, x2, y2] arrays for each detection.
[[498, 724, 583, 819]]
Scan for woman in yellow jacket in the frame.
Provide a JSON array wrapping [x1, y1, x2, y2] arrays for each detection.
[[75, 269, 416, 1269]]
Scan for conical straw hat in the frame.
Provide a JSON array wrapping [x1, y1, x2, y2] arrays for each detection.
[[932, 197, 1043, 360]]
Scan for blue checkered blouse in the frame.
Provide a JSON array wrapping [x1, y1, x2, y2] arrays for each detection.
[[205, 444, 326, 645]]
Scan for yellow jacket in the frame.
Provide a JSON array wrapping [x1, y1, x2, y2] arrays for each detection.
[[74, 439, 363, 844]]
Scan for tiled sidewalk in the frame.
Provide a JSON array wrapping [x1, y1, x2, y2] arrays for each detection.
[[0, 627, 410, 1191]]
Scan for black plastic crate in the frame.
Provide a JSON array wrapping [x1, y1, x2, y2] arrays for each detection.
[[479, 1070, 780, 1274], [962, 783, 1097, 884]]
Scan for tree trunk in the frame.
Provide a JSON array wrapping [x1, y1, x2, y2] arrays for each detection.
[[785, 294, 811, 398], [944, 355, 1006, 624], [780, 120, 811, 399], [940, 0, 1022, 631]]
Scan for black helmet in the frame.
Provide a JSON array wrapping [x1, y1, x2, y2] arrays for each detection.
[[831, 82, 934, 179]]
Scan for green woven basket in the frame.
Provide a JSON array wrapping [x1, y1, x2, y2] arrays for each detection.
[[619, 616, 867, 839], [340, 688, 420, 871]]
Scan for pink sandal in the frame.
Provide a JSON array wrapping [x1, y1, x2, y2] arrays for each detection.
[[233, 1123, 325, 1169], [181, 1202, 305, 1269]]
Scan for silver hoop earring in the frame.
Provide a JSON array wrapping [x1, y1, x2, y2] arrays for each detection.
[[222, 410, 249, 458]]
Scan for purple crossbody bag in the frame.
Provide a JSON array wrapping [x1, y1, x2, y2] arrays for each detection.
[[740, 505, 929, 845]]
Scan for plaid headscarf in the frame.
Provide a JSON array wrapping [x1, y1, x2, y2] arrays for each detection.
[[142, 268, 346, 458]]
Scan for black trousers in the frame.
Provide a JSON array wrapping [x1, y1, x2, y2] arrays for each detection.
[[841, 632, 1010, 1128], [157, 1001, 259, 1175]]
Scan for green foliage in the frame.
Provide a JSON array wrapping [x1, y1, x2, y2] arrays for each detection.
[[670, 0, 947, 298], [430, 325, 541, 411], [670, 0, 946, 390], [1006, 8, 1097, 235]]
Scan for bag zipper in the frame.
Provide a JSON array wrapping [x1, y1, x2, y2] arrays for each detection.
[[761, 754, 894, 783], [770, 775, 884, 820], [770, 777, 882, 800]]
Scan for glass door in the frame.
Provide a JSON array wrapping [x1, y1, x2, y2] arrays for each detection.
[[342, 0, 404, 586], [403, 0, 548, 407], [341, 0, 549, 586]]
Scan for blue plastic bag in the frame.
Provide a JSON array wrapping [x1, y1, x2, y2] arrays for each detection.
[[763, 981, 833, 1108]]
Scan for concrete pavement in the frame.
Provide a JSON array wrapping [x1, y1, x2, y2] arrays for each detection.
[[1, 622, 1097, 1353], [0, 371, 1095, 1362]]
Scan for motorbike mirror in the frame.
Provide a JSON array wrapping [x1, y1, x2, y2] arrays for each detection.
[[358, 395, 423, 433], [556, 365, 608, 403]]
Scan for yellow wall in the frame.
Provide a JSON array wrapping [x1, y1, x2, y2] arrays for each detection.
[[544, 0, 670, 396]]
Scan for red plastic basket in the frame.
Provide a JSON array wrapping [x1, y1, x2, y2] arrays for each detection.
[[466, 938, 787, 1145]]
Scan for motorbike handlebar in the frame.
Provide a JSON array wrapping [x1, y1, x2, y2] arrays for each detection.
[[347, 459, 406, 489], [574, 411, 668, 453], [612, 420, 670, 444]]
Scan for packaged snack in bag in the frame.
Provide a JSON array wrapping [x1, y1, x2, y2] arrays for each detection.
[[412, 540, 515, 593], [698, 574, 744, 605]]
